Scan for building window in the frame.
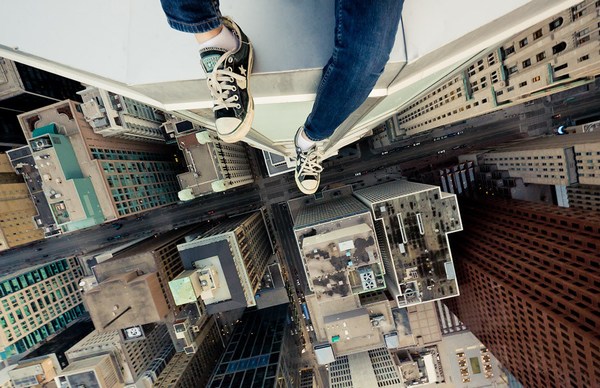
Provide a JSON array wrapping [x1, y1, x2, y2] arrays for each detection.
[[578, 54, 589, 62], [508, 66, 518, 74], [505, 45, 515, 56], [552, 42, 567, 55], [536, 52, 546, 62], [519, 81, 528, 87], [522, 59, 531, 68], [519, 37, 528, 48], [532, 76, 541, 82], [533, 29, 543, 40], [555, 63, 568, 72], [549, 17, 564, 31]]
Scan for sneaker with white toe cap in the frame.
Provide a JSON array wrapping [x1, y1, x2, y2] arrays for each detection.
[[200, 17, 254, 143]]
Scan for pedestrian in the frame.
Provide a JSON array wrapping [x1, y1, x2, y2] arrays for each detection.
[[160, 0, 403, 194]]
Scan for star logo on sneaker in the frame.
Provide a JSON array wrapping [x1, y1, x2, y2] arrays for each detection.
[[239, 65, 247, 76]]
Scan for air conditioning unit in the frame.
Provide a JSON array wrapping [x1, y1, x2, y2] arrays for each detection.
[[184, 344, 197, 354]]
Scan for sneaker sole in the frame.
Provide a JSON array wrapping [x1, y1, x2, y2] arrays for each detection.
[[295, 172, 320, 195], [217, 44, 254, 143]]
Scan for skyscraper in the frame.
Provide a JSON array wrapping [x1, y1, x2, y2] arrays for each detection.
[[153, 317, 224, 388], [174, 211, 273, 314], [0, 257, 86, 362], [83, 226, 200, 331], [465, 132, 600, 187], [447, 197, 599, 387], [0, 153, 43, 250], [207, 303, 297, 388], [0, 58, 83, 148], [386, 0, 600, 142], [11, 100, 181, 229], [354, 180, 463, 306], [567, 184, 600, 212], [170, 121, 254, 200], [78, 86, 167, 143]]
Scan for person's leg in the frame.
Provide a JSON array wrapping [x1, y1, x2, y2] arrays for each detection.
[[160, 0, 222, 35], [160, 0, 254, 143], [304, 0, 404, 141], [294, 0, 403, 194]]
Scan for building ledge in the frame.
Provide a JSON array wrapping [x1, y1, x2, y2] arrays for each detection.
[[0, 0, 579, 156]]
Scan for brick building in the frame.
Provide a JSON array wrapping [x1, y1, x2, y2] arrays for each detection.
[[447, 197, 599, 387]]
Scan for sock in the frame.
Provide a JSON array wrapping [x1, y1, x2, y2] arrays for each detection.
[[199, 26, 239, 52], [297, 128, 316, 152]]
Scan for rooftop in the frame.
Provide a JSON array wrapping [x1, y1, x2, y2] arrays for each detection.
[[176, 131, 220, 197], [177, 236, 251, 314], [84, 271, 170, 331], [291, 193, 369, 229], [296, 217, 385, 299], [321, 300, 396, 355], [357, 182, 463, 306]]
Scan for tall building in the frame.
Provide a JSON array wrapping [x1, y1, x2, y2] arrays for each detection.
[[567, 183, 600, 212], [207, 303, 297, 388], [64, 325, 174, 386], [78, 86, 167, 143], [290, 190, 397, 359], [389, 0, 600, 141], [467, 132, 600, 186], [9, 100, 180, 233], [328, 347, 404, 388], [0, 58, 83, 148], [354, 181, 463, 307], [289, 182, 462, 364], [174, 211, 272, 314], [1, 1, 576, 158], [447, 197, 600, 387], [0, 153, 43, 250], [83, 227, 200, 331], [0, 257, 86, 362], [153, 317, 223, 388], [173, 125, 254, 200], [53, 354, 123, 388], [7, 354, 61, 387]]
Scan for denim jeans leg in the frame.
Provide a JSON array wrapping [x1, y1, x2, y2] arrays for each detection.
[[303, 0, 404, 141], [160, 0, 222, 33]]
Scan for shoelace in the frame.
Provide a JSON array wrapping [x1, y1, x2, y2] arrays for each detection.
[[206, 55, 245, 112], [298, 150, 323, 177]]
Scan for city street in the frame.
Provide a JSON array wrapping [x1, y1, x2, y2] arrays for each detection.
[[0, 188, 262, 277]]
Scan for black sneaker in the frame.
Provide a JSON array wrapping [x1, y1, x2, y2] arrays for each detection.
[[200, 17, 254, 143], [294, 127, 323, 195]]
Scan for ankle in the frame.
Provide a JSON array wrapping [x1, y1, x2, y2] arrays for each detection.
[[197, 26, 239, 52], [195, 26, 223, 45], [297, 128, 316, 152]]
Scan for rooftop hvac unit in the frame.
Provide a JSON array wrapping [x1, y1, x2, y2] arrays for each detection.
[[359, 268, 376, 290], [184, 344, 197, 354], [192, 325, 200, 333]]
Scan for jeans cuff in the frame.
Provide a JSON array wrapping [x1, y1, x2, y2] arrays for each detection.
[[167, 16, 222, 34], [302, 125, 323, 142]]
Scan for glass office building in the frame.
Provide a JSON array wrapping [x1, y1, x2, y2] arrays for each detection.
[[0, 257, 86, 361]]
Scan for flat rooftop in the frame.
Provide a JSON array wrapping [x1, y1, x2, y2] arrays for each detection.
[[295, 213, 385, 300], [85, 271, 170, 331], [360, 183, 463, 306], [176, 131, 220, 196], [178, 236, 250, 314]]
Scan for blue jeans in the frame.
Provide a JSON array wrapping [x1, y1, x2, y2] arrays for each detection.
[[160, 0, 403, 141]]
